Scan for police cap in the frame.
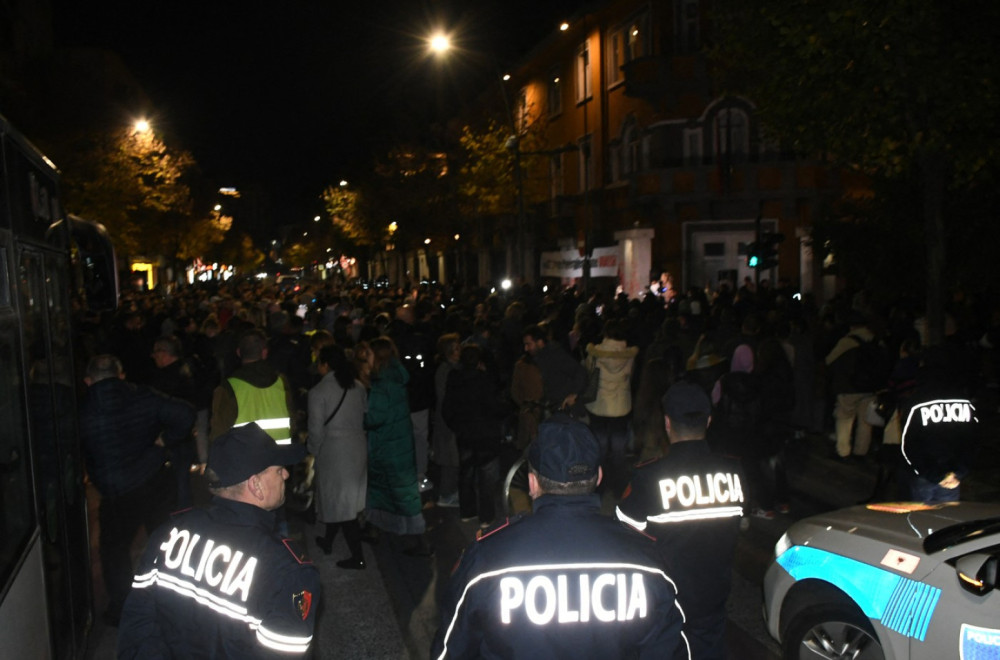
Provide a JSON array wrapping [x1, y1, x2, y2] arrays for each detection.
[[528, 416, 601, 482], [661, 381, 711, 426], [207, 422, 306, 488]]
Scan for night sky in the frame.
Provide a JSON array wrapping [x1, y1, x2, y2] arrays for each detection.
[[50, 0, 583, 221]]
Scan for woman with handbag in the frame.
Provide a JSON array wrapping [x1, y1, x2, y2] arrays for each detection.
[[308, 344, 368, 569]]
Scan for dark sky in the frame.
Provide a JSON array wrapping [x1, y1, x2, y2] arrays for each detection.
[[51, 0, 582, 222]]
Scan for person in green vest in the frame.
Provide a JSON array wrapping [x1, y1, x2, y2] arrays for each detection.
[[210, 329, 295, 445]]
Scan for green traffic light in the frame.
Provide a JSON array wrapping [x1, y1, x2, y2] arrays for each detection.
[[748, 255, 759, 267]]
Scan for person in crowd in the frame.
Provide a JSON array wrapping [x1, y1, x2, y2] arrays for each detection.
[[521, 323, 587, 417], [431, 333, 462, 508], [824, 312, 886, 458], [617, 381, 745, 660], [209, 329, 295, 445], [899, 345, 979, 503], [442, 344, 509, 526], [308, 345, 368, 569], [389, 303, 437, 494], [364, 336, 432, 555], [118, 423, 319, 657], [79, 354, 196, 627], [147, 335, 201, 507], [751, 336, 796, 516], [432, 416, 689, 659], [583, 318, 639, 496]]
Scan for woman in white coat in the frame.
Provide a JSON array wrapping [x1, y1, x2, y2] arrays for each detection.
[[308, 344, 368, 569]]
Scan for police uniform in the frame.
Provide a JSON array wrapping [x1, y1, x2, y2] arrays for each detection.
[[899, 360, 978, 503], [616, 382, 744, 660], [118, 423, 318, 658], [431, 417, 689, 660]]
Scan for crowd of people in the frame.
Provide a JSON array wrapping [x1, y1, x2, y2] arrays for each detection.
[[76, 274, 995, 656]]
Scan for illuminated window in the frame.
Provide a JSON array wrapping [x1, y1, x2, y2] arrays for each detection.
[[576, 41, 592, 103], [548, 67, 562, 116], [607, 29, 624, 85]]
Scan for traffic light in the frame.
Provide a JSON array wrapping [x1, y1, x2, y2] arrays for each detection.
[[746, 242, 760, 268], [757, 231, 785, 270]]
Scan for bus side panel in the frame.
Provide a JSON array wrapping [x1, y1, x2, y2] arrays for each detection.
[[0, 534, 53, 659]]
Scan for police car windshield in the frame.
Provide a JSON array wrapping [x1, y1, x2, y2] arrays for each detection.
[[924, 518, 1000, 555]]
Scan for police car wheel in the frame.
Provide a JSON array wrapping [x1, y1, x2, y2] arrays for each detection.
[[782, 604, 884, 660]]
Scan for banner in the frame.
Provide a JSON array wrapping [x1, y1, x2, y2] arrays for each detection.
[[540, 246, 620, 279]]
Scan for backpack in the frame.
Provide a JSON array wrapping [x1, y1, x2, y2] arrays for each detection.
[[848, 335, 891, 392]]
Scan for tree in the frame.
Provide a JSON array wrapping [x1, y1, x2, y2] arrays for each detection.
[[711, 0, 1000, 343], [56, 125, 225, 264]]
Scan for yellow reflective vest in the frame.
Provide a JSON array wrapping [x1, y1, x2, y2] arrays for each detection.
[[229, 376, 292, 445]]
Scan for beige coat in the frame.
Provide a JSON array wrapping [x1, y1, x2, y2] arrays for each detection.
[[584, 339, 639, 418]]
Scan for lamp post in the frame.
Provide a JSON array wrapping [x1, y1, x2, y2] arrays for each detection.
[[427, 32, 530, 287]]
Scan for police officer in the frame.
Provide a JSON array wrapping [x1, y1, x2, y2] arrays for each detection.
[[900, 345, 979, 503], [431, 415, 689, 659], [118, 423, 319, 658], [616, 381, 745, 660]]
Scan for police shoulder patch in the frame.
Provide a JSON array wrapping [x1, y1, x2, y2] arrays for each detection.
[[282, 538, 312, 564], [476, 514, 524, 541]]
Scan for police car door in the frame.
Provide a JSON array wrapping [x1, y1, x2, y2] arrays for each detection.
[[912, 544, 1000, 660]]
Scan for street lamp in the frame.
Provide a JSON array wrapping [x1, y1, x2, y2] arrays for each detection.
[[133, 118, 150, 134], [427, 30, 530, 285]]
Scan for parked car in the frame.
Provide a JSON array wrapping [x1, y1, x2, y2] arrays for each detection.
[[763, 501, 1000, 660]]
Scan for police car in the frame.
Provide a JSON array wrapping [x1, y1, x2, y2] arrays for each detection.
[[763, 502, 1000, 660]]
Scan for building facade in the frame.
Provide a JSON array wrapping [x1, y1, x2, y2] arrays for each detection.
[[494, 0, 858, 300]]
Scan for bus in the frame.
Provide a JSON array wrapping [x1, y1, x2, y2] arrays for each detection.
[[0, 113, 118, 658]]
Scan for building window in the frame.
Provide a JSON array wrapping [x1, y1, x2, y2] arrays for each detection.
[[550, 153, 564, 206], [625, 12, 650, 61], [607, 28, 624, 86], [609, 143, 622, 182], [715, 108, 749, 163], [623, 124, 641, 175], [547, 67, 562, 116], [515, 88, 529, 132], [578, 136, 593, 191], [675, 0, 701, 53], [576, 41, 592, 103], [683, 127, 703, 165], [703, 242, 725, 257]]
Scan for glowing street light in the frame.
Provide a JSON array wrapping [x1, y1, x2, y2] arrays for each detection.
[[134, 118, 151, 133], [214, 204, 222, 211], [429, 33, 451, 53], [339, 180, 348, 187], [314, 215, 321, 222]]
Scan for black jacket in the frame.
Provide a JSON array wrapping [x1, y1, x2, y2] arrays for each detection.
[[616, 441, 744, 660], [431, 494, 688, 659], [442, 367, 509, 455], [80, 378, 195, 497], [118, 497, 321, 658]]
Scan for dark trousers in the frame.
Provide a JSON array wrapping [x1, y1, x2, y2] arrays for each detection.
[[458, 448, 501, 524], [99, 465, 176, 620], [589, 414, 632, 496], [321, 519, 363, 560]]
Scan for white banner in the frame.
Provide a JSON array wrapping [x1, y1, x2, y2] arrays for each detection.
[[539, 247, 621, 279]]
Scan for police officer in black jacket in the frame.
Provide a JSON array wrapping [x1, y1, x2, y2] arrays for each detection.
[[431, 416, 689, 659], [118, 422, 319, 658], [616, 381, 745, 660]]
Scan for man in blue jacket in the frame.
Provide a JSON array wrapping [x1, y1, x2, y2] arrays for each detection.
[[431, 416, 689, 659], [79, 354, 196, 626]]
